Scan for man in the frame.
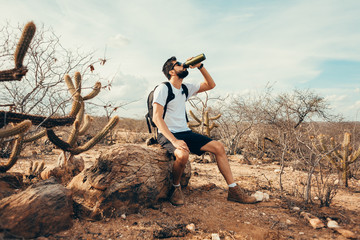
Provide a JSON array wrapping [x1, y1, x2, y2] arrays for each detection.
[[152, 56, 258, 206]]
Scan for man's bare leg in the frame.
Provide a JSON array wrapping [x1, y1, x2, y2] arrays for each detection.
[[172, 148, 189, 185], [200, 141, 234, 184], [170, 148, 189, 205], [201, 140, 258, 204]]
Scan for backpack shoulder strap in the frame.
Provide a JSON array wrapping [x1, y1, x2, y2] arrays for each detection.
[[181, 84, 189, 99], [162, 82, 175, 118]]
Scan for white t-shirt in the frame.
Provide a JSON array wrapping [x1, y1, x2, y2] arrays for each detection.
[[152, 82, 200, 133]]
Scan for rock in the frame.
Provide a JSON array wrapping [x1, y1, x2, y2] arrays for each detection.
[[0, 177, 73, 239], [300, 212, 325, 229], [252, 191, 270, 201], [292, 206, 300, 211], [68, 144, 191, 219], [186, 223, 195, 232], [211, 233, 221, 240], [326, 218, 340, 228], [335, 228, 356, 239]]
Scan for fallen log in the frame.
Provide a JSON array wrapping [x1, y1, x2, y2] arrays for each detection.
[[68, 144, 191, 220], [0, 177, 73, 239]]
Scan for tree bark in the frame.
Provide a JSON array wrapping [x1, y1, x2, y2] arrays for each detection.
[[68, 144, 191, 220], [0, 177, 73, 239]]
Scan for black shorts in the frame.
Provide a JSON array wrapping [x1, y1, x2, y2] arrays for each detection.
[[157, 130, 212, 156]]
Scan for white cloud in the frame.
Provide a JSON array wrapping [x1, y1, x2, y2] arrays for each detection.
[[325, 95, 347, 102], [108, 34, 130, 48]]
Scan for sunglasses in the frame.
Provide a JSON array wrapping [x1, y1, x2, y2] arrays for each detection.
[[171, 61, 182, 70]]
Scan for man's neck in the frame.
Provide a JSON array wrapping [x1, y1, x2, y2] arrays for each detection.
[[169, 77, 183, 89]]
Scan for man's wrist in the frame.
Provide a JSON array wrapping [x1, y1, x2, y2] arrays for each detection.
[[198, 63, 204, 70]]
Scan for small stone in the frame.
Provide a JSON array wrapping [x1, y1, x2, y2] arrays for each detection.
[[292, 207, 300, 211], [121, 213, 126, 219], [286, 219, 292, 225], [244, 221, 251, 225], [252, 191, 270, 201], [314, 196, 319, 200], [186, 223, 196, 232], [211, 233, 220, 240], [274, 169, 281, 173], [299, 232, 305, 235]]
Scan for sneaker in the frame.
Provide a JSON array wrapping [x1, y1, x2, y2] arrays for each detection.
[[170, 186, 184, 206], [227, 185, 258, 204]]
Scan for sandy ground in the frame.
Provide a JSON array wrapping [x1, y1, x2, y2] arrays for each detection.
[[6, 143, 360, 240]]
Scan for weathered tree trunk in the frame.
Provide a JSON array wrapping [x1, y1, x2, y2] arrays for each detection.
[[68, 144, 191, 220], [0, 172, 23, 200], [0, 177, 73, 239]]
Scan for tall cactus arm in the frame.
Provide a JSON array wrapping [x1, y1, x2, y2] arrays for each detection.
[[209, 122, 218, 131], [46, 129, 72, 152], [0, 120, 31, 138], [78, 115, 92, 136], [343, 133, 351, 164], [209, 113, 221, 121], [64, 75, 76, 95], [74, 72, 82, 95], [188, 122, 201, 128], [23, 129, 46, 143], [313, 136, 339, 169], [0, 111, 75, 128], [76, 100, 85, 126], [0, 133, 24, 172], [47, 116, 119, 155], [68, 93, 82, 117], [67, 101, 85, 146], [0, 68, 28, 82], [67, 120, 80, 147], [189, 110, 201, 124], [14, 21, 36, 68], [350, 147, 360, 164], [83, 82, 101, 100], [330, 137, 342, 161], [69, 115, 119, 155]]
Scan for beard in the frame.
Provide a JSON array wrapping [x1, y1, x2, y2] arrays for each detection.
[[176, 69, 189, 79]]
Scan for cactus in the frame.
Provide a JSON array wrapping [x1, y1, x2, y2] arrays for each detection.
[[0, 111, 75, 129], [188, 110, 221, 137], [0, 21, 35, 82], [23, 129, 46, 143], [83, 82, 101, 100], [0, 120, 32, 138], [313, 132, 360, 187], [14, 22, 36, 68], [26, 160, 46, 179], [47, 115, 119, 155], [0, 133, 24, 172], [46, 72, 118, 157]]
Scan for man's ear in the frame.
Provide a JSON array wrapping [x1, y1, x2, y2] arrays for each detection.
[[169, 69, 175, 76]]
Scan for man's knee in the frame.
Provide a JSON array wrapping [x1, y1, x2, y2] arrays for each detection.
[[174, 149, 189, 166], [210, 141, 226, 155]]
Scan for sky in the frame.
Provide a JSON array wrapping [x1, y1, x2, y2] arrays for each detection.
[[2, 0, 360, 120]]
